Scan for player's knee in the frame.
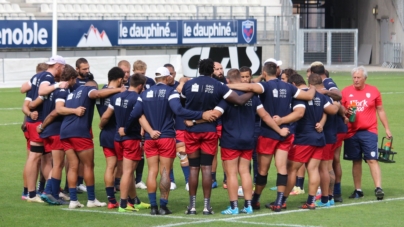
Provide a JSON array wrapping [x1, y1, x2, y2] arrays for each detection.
[[276, 173, 288, 186], [256, 173, 267, 186], [31, 145, 45, 154], [200, 153, 214, 166], [188, 157, 201, 167]]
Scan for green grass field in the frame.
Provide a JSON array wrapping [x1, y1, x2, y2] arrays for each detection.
[[0, 71, 403, 227]]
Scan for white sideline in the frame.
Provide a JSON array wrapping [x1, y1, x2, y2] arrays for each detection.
[[61, 197, 404, 227], [0, 122, 20, 126]]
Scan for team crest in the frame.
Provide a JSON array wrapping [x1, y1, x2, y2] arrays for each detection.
[[242, 20, 255, 43], [366, 93, 371, 98]]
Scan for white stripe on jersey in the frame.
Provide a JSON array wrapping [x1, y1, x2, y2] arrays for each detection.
[[214, 106, 224, 114], [108, 104, 114, 109], [257, 104, 263, 110], [55, 98, 65, 103], [40, 81, 50, 85], [258, 83, 265, 93], [324, 102, 331, 108], [223, 89, 232, 99], [25, 97, 32, 101], [293, 89, 301, 98], [137, 97, 143, 102], [88, 89, 96, 97], [168, 93, 180, 101], [293, 104, 306, 109]]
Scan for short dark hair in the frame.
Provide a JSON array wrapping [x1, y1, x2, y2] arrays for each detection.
[[130, 73, 147, 88], [75, 58, 88, 69], [325, 69, 329, 78], [61, 64, 78, 81], [263, 62, 277, 76], [164, 63, 174, 70], [308, 73, 323, 86], [289, 74, 306, 86], [226, 69, 241, 82], [108, 67, 124, 82], [198, 58, 214, 76], [310, 65, 325, 75], [239, 66, 252, 76]]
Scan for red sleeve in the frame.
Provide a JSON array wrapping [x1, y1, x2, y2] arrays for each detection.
[[375, 88, 382, 106], [341, 88, 348, 107]]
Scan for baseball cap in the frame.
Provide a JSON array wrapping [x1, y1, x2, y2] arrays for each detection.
[[45, 55, 66, 65], [264, 58, 282, 66], [310, 61, 324, 67], [155, 67, 170, 78]]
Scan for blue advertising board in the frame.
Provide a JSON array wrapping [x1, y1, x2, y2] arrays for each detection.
[[0, 19, 256, 48]]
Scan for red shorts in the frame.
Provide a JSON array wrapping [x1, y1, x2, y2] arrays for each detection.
[[322, 144, 334, 161], [103, 147, 123, 161], [176, 130, 185, 143], [216, 125, 222, 138], [144, 138, 176, 158], [115, 140, 142, 161], [332, 133, 346, 151], [23, 130, 30, 150], [43, 135, 63, 152], [185, 131, 218, 155], [256, 134, 294, 155], [61, 138, 94, 152], [288, 145, 323, 163], [221, 148, 253, 161], [26, 122, 43, 143]]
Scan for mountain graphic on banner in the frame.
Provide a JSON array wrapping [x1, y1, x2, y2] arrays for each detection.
[[77, 25, 112, 47]]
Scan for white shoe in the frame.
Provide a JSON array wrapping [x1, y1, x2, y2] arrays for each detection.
[[69, 200, 84, 209], [26, 195, 44, 203], [135, 181, 147, 189], [59, 192, 70, 201], [87, 199, 107, 208], [77, 184, 87, 192], [170, 182, 177, 190], [185, 183, 189, 191]]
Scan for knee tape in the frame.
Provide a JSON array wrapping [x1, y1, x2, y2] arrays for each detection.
[[188, 157, 200, 167], [276, 173, 288, 186], [176, 152, 187, 161], [255, 173, 267, 186], [31, 145, 45, 153], [200, 153, 214, 166]]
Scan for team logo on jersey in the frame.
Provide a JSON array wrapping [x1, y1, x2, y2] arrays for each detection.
[[366, 93, 371, 98], [115, 97, 121, 106], [67, 93, 73, 100], [146, 90, 154, 98], [272, 89, 278, 98], [146, 84, 150, 89], [32, 77, 37, 86], [191, 83, 199, 92], [370, 151, 376, 157], [349, 94, 353, 97], [242, 20, 255, 43]]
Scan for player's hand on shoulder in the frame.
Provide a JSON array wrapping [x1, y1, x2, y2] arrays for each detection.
[[150, 130, 161, 140], [59, 81, 69, 89], [120, 85, 126, 92], [75, 106, 86, 116]]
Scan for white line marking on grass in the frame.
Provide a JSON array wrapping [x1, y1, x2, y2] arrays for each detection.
[[0, 107, 20, 110], [0, 122, 20, 126], [381, 91, 404, 95], [226, 220, 319, 227], [61, 208, 204, 220]]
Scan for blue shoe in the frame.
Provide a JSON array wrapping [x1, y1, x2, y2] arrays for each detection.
[[270, 186, 277, 191], [240, 205, 253, 214], [315, 200, 331, 207], [221, 206, 239, 215], [329, 199, 335, 206], [212, 181, 218, 189]]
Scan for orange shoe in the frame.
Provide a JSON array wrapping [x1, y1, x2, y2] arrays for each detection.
[[299, 203, 315, 210], [108, 202, 119, 209]]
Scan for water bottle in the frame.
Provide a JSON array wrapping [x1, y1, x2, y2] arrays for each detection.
[[349, 101, 357, 123], [383, 142, 391, 159]]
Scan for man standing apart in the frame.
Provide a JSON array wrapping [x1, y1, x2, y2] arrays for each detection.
[[341, 66, 391, 200]]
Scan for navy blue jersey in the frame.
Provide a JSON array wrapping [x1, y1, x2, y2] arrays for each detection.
[[322, 77, 347, 133], [124, 79, 130, 89], [170, 81, 186, 130], [145, 77, 156, 90], [128, 83, 203, 140], [96, 85, 117, 148], [181, 76, 231, 133], [71, 77, 88, 91], [293, 91, 331, 146], [258, 79, 299, 140], [323, 96, 337, 144], [40, 88, 69, 138], [26, 71, 55, 123], [60, 86, 97, 139], [289, 98, 306, 135], [323, 78, 338, 91], [110, 90, 141, 141], [217, 91, 262, 150]]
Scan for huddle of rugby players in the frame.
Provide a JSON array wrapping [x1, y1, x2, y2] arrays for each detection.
[[19, 55, 385, 215]]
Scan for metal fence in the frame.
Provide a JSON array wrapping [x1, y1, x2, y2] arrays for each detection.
[[382, 42, 403, 68], [296, 29, 358, 70]]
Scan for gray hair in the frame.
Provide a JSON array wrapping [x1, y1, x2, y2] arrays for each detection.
[[351, 66, 368, 78]]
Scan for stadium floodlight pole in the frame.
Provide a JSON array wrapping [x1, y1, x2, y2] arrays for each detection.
[[52, 0, 57, 56]]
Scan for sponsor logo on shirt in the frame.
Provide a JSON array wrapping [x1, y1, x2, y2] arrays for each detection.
[[245, 99, 253, 106], [314, 97, 321, 106], [351, 99, 368, 112], [279, 89, 287, 98], [158, 89, 166, 98], [205, 85, 214, 94]]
